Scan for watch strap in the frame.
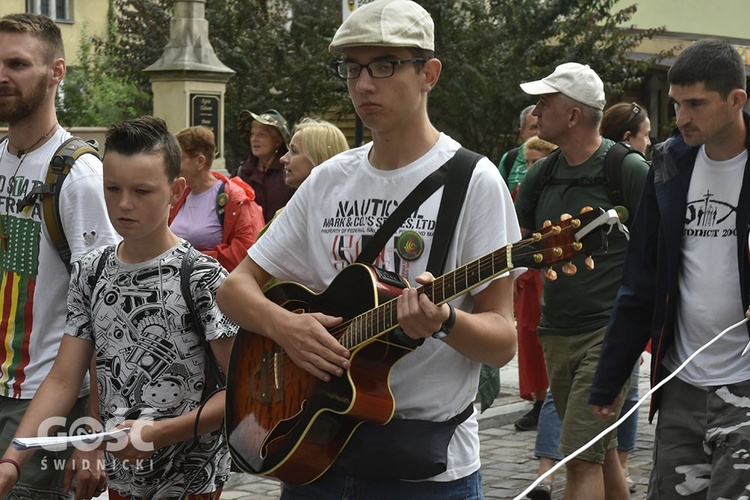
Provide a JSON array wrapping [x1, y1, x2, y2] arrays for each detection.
[[432, 303, 456, 340]]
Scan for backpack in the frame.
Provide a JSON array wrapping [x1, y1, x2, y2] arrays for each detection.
[[13, 137, 100, 272], [528, 141, 645, 211], [501, 146, 520, 179]]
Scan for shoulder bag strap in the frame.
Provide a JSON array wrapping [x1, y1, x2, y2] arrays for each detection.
[[356, 151, 458, 265], [426, 148, 482, 275]]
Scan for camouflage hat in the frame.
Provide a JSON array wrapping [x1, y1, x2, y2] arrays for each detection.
[[237, 109, 291, 146]]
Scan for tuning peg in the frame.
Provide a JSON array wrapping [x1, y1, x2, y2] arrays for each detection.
[[543, 220, 552, 228], [580, 206, 593, 214], [585, 256, 595, 270], [544, 268, 558, 281], [560, 213, 572, 221], [562, 262, 577, 276]]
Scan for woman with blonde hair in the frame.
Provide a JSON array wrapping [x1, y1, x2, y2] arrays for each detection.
[[281, 118, 349, 188], [258, 118, 349, 246]]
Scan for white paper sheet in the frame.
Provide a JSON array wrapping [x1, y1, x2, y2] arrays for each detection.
[[12, 427, 131, 451]]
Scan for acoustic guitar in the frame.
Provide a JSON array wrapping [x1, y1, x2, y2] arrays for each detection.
[[225, 207, 621, 484]]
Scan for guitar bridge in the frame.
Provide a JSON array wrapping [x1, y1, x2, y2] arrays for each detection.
[[252, 348, 284, 403]]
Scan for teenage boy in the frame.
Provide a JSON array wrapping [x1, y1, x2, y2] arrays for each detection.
[[218, 0, 519, 498], [591, 40, 750, 499], [0, 116, 237, 499]]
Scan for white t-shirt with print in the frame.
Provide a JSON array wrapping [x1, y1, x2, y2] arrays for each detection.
[[249, 133, 521, 481], [0, 129, 120, 398], [665, 146, 750, 386]]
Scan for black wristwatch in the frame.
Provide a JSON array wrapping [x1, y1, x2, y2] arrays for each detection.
[[432, 303, 456, 340]]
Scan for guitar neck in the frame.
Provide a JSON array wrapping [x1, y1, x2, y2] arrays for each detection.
[[341, 245, 513, 349]]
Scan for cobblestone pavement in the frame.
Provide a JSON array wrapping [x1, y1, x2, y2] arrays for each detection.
[[217, 354, 656, 500]]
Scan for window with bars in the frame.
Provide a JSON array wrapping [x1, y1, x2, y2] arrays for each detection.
[[26, 0, 71, 21]]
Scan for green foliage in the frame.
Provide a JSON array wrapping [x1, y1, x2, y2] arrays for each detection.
[[422, 0, 673, 161], [56, 6, 151, 127], [79, 0, 671, 165], [205, 0, 347, 168]]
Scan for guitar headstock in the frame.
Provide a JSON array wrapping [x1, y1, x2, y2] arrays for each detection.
[[511, 207, 618, 280]]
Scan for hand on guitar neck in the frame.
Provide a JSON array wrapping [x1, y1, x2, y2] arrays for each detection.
[[395, 272, 452, 340]]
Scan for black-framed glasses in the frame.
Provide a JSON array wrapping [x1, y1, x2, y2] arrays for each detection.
[[336, 58, 427, 80], [627, 102, 642, 123]]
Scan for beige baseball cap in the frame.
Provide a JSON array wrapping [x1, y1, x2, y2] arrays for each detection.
[[520, 62, 607, 111], [329, 0, 434, 54]]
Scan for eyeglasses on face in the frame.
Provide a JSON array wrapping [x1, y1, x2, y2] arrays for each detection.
[[335, 58, 427, 80]]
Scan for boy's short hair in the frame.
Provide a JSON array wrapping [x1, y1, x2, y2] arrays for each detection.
[[176, 126, 216, 169], [669, 40, 747, 98], [0, 12, 64, 63], [105, 116, 182, 181]]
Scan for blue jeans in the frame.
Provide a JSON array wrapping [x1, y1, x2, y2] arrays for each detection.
[[534, 362, 639, 459], [281, 469, 483, 500], [617, 361, 640, 453], [534, 392, 563, 461]]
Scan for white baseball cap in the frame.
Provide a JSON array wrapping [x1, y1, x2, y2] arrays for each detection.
[[329, 0, 434, 54], [520, 62, 606, 110]]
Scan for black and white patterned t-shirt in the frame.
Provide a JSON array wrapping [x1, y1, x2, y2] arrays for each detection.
[[66, 240, 237, 498]]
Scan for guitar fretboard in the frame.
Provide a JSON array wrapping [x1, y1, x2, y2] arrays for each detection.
[[341, 245, 513, 349]]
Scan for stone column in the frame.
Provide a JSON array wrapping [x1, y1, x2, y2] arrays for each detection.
[[144, 0, 234, 170]]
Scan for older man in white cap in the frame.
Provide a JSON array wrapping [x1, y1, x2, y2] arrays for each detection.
[[513, 63, 650, 499], [217, 0, 520, 498]]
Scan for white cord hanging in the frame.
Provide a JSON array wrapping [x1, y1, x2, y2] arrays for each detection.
[[513, 316, 750, 500]]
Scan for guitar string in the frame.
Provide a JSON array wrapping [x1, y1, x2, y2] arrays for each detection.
[[261, 228, 585, 375], [267, 233, 587, 375]]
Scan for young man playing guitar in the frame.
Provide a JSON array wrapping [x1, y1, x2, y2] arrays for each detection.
[[217, 0, 520, 497]]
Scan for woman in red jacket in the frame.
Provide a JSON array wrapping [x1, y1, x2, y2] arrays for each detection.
[[170, 125, 265, 271]]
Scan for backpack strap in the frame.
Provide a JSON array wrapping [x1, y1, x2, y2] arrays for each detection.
[[180, 245, 226, 395], [602, 141, 644, 207], [16, 137, 100, 273], [528, 148, 563, 209], [501, 146, 520, 179], [528, 142, 644, 209], [216, 182, 228, 227]]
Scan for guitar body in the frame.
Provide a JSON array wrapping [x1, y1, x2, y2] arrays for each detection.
[[225, 208, 614, 485], [225, 263, 414, 485]]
